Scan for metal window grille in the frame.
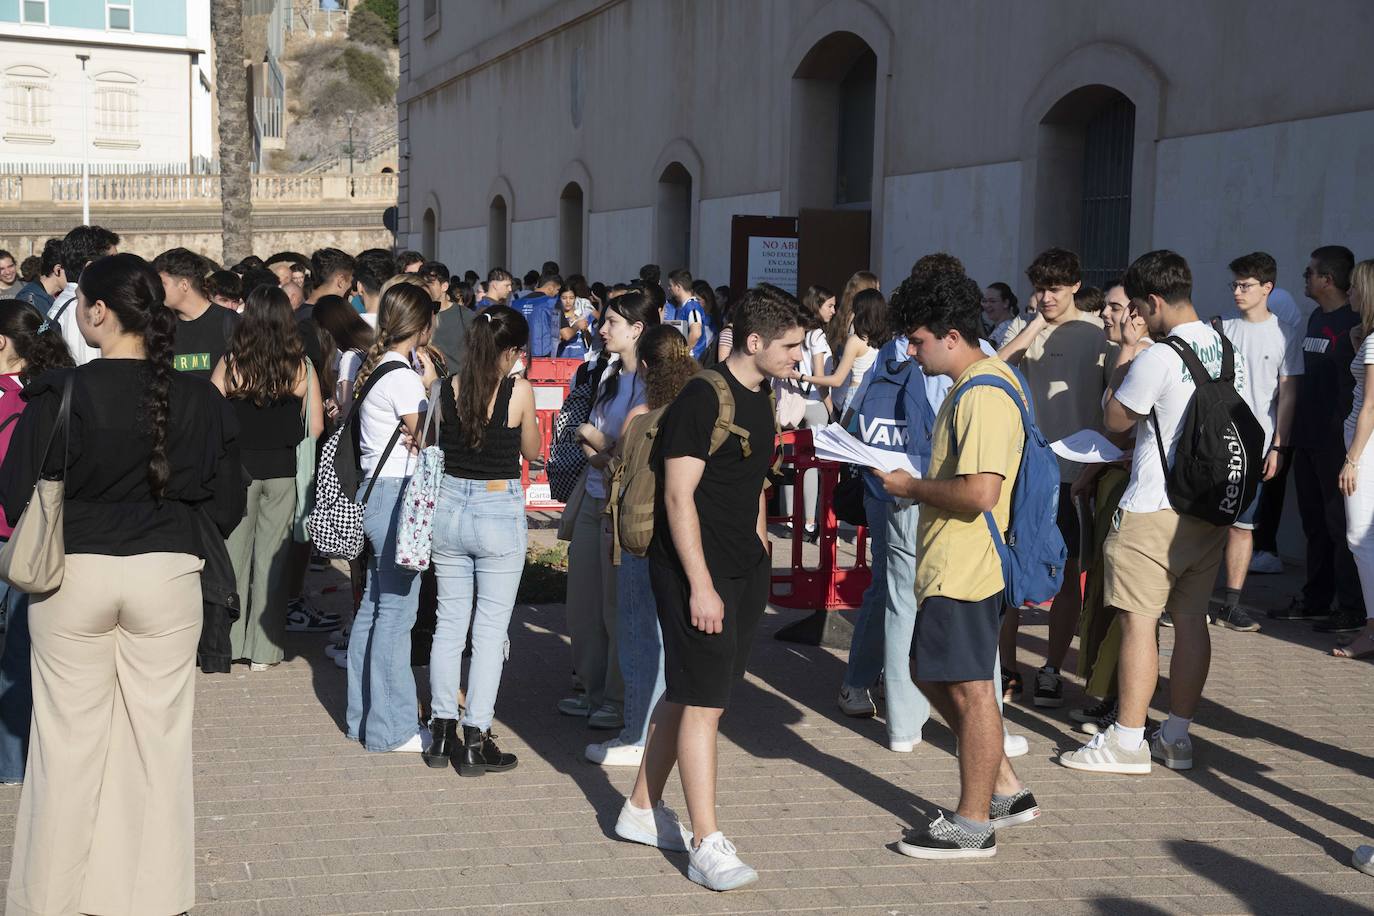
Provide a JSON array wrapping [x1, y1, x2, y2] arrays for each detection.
[[1079, 96, 1135, 290], [95, 86, 138, 135], [6, 80, 51, 129]]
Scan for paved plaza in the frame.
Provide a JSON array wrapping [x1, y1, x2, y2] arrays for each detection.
[[1, 536, 1372, 915]]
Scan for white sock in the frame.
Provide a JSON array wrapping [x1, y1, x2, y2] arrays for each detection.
[[1160, 715, 1192, 744], [1114, 724, 1145, 751]]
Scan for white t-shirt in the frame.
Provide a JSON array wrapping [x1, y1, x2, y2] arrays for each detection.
[[800, 328, 832, 402], [1116, 321, 1249, 513], [1222, 313, 1304, 452], [336, 348, 364, 414], [1348, 334, 1374, 436], [361, 312, 378, 330], [48, 282, 101, 366], [358, 352, 427, 478]]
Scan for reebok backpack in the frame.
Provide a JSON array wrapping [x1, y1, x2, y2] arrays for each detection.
[[948, 371, 1067, 608], [604, 369, 776, 564], [1149, 334, 1265, 527]]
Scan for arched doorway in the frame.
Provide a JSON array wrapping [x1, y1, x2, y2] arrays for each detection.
[[1032, 86, 1137, 288], [656, 162, 691, 270], [559, 182, 584, 275], [488, 195, 508, 271], [421, 207, 437, 261]]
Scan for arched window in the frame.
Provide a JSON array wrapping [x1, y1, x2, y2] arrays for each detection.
[[3, 65, 53, 139], [790, 31, 876, 211], [422, 207, 437, 261], [488, 195, 508, 272], [559, 182, 584, 275], [93, 70, 139, 143], [656, 163, 691, 270]]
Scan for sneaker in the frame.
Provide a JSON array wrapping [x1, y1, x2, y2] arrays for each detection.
[[896, 813, 996, 860], [557, 695, 591, 717], [325, 644, 348, 661], [1149, 730, 1194, 770], [333, 651, 347, 670], [1032, 667, 1063, 708], [1268, 596, 1328, 621], [1354, 844, 1374, 877], [388, 727, 431, 753], [687, 832, 759, 891], [585, 738, 644, 766], [1070, 697, 1115, 724], [285, 598, 342, 633], [1314, 609, 1365, 633], [1212, 605, 1261, 632], [587, 705, 624, 730], [1058, 726, 1151, 775], [838, 684, 877, 718], [1248, 550, 1283, 574], [1159, 611, 1175, 628], [1001, 669, 1023, 704], [889, 734, 921, 753], [614, 799, 692, 852], [989, 788, 1041, 829], [328, 626, 350, 648], [1003, 733, 1029, 758], [1075, 698, 1120, 736]]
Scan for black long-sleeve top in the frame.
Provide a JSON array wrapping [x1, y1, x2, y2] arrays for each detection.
[[0, 361, 247, 555]]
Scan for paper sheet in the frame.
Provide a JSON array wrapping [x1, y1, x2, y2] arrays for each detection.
[[811, 424, 923, 477], [1050, 429, 1124, 464]]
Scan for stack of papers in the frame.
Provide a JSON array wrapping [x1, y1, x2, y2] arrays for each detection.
[[1049, 429, 1125, 464], [811, 424, 922, 477]]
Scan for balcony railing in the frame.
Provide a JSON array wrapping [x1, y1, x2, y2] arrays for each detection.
[[5, 173, 396, 206]]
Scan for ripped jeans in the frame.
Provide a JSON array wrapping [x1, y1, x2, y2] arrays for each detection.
[[429, 476, 528, 730]]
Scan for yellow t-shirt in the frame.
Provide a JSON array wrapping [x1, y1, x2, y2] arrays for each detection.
[[914, 358, 1026, 604]]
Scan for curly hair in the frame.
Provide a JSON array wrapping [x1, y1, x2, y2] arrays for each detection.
[[889, 272, 984, 344], [1026, 247, 1082, 290], [225, 285, 308, 406], [77, 253, 176, 497], [0, 299, 74, 384], [636, 324, 699, 410]]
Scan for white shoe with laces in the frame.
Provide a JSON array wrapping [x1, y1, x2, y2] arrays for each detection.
[[1058, 725, 1152, 774], [688, 831, 758, 891], [387, 727, 431, 753], [613, 799, 691, 852], [585, 738, 644, 766], [1003, 733, 1029, 758], [837, 684, 876, 718]]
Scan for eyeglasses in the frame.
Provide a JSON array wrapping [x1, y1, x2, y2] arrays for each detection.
[[1229, 281, 1263, 293]]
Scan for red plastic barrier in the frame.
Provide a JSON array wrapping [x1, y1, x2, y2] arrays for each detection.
[[521, 358, 585, 510], [767, 428, 871, 611]]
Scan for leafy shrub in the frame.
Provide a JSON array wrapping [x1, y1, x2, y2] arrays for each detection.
[[348, 7, 392, 49], [359, 0, 398, 42], [339, 46, 395, 107]]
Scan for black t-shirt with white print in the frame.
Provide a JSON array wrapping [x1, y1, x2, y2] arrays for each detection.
[[649, 364, 775, 579]]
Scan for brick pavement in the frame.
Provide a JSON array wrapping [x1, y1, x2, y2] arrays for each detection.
[[1, 537, 1373, 915]]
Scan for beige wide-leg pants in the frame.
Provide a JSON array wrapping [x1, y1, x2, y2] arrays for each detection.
[[6, 552, 203, 916]]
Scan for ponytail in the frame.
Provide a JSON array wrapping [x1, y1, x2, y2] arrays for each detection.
[[0, 300, 75, 384], [456, 305, 529, 448], [142, 305, 177, 498]]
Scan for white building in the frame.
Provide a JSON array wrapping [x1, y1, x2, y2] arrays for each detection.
[[0, 0, 215, 172], [396, 0, 1374, 315]]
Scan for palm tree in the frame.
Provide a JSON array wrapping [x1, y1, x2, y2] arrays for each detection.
[[212, 0, 253, 264]]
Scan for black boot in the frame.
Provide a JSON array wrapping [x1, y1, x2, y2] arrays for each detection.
[[459, 724, 518, 777], [423, 718, 458, 769]]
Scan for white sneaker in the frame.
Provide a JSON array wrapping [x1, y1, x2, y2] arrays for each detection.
[[387, 727, 431, 753], [248, 662, 276, 672], [889, 734, 921, 753], [688, 831, 758, 891], [1354, 844, 1374, 877], [1248, 550, 1283, 575], [1004, 733, 1029, 758], [613, 799, 691, 852], [328, 627, 350, 647], [325, 644, 347, 661], [837, 684, 876, 718], [1058, 725, 1151, 774], [1150, 730, 1194, 770], [333, 651, 348, 670], [585, 738, 644, 766]]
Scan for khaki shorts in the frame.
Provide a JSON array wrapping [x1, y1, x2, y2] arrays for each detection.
[[1103, 507, 1226, 620]]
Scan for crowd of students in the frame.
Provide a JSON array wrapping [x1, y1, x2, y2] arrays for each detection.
[[1, 225, 1373, 911]]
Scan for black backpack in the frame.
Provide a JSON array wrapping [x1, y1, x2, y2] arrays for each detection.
[[1148, 333, 1265, 527]]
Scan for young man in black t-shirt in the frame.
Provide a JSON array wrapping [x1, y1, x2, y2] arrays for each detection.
[[614, 286, 804, 892], [154, 247, 237, 379]]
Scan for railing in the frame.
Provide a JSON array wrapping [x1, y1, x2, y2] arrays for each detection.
[[15, 172, 396, 205], [303, 123, 399, 174], [0, 159, 214, 175]]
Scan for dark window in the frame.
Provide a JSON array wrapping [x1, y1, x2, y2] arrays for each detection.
[[1079, 96, 1135, 290]]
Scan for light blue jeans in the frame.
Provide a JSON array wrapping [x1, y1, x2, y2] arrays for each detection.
[[615, 554, 665, 747], [347, 475, 424, 752], [429, 477, 527, 729], [0, 578, 31, 784], [844, 494, 893, 691]]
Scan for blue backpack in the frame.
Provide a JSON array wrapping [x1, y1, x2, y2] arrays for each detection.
[[947, 370, 1066, 608], [520, 294, 561, 358], [851, 339, 936, 502]]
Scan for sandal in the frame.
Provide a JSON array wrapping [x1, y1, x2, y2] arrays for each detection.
[[1331, 631, 1374, 659], [1001, 669, 1023, 702]]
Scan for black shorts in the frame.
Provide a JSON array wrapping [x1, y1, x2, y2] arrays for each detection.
[[911, 593, 1004, 683], [1057, 488, 1081, 561], [650, 555, 770, 709]]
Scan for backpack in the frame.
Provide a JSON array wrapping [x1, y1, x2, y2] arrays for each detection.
[[306, 361, 407, 559], [851, 340, 936, 503], [605, 369, 778, 564], [948, 370, 1067, 608], [547, 360, 601, 502], [521, 294, 560, 358], [1148, 333, 1265, 526]]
